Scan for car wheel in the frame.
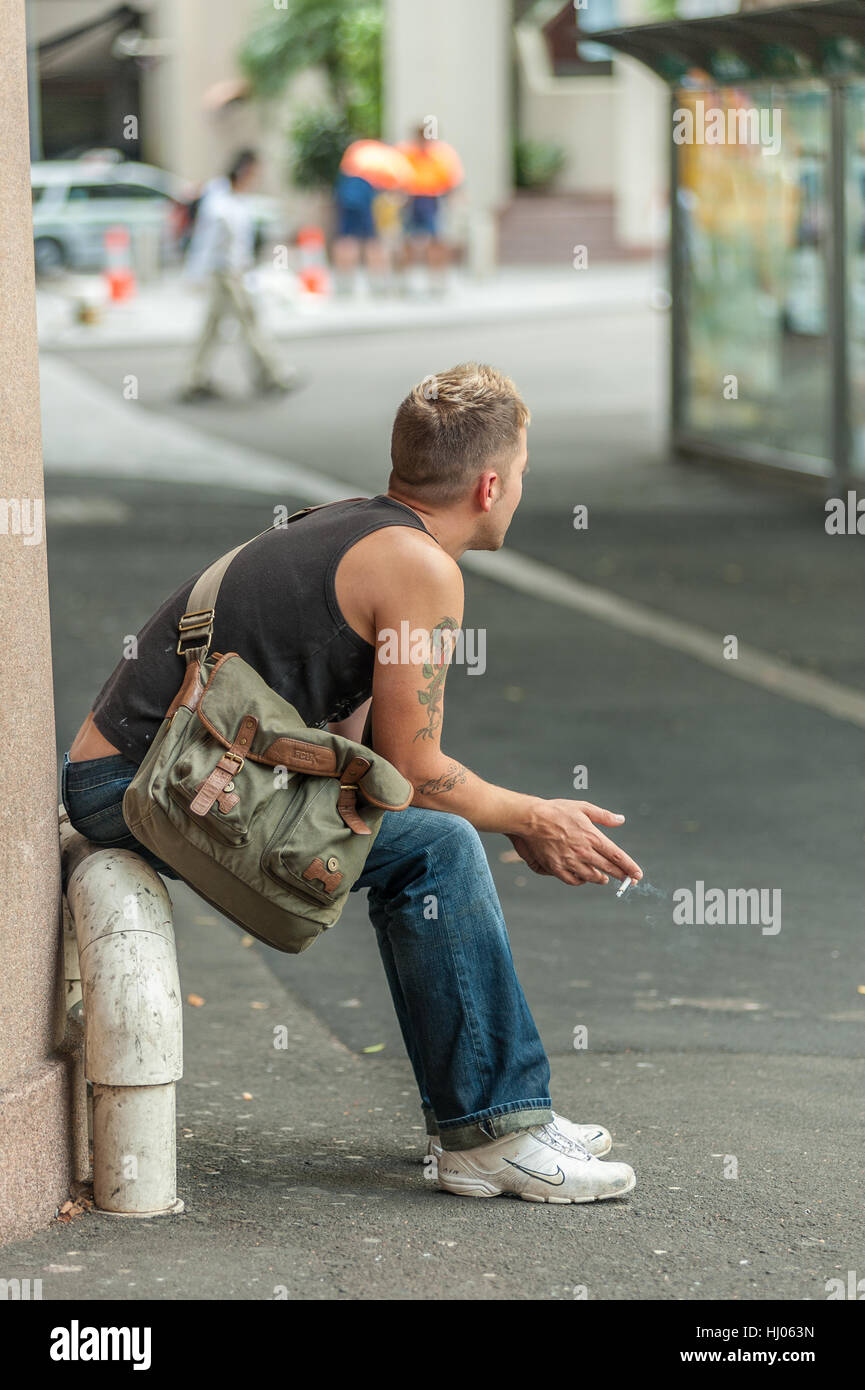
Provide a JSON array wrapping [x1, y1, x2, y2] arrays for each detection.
[[34, 236, 66, 276]]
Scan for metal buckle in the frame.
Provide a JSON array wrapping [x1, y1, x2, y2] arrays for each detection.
[[178, 608, 215, 631], [176, 608, 215, 656], [223, 752, 245, 772]]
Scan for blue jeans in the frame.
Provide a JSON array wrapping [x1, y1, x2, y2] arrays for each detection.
[[61, 751, 182, 880], [61, 751, 553, 1150]]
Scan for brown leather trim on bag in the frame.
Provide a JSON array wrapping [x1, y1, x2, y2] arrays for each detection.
[[196, 663, 337, 776], [335, 753, 374, 834], [193, 652, 414, 811], [193, 652, 247, 748], [341, 754, 372, 783], [336, 786, 372, 835], [353, 785, 414, 812], [303, 857, 344, 893], [166, 660, 204, 719], [189, 714, 259, 816], [260, 738, 337, 774]]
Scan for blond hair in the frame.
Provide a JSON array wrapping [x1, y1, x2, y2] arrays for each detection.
[[389, 362, 530, 502]]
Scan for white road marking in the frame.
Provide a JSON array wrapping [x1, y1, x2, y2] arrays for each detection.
[[40, 354, 865, 733], [46, 496, 130, 525], [464, 548, 865, 731]]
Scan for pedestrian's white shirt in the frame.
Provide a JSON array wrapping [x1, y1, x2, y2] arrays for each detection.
[[185, 183, 256, 278]]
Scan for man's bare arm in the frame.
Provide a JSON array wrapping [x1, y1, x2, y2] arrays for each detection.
[[368, 537, 642, 888]]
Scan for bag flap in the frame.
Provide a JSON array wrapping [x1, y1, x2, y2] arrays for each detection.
[[196, 653, 413, 811]]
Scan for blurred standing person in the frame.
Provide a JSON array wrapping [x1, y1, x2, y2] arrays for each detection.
[[332, 140, 413, 296], [371, 189, 406, 293], [397, 124, 465, 296], [181, 150, 295, 402], [332, 166, 385, 295]]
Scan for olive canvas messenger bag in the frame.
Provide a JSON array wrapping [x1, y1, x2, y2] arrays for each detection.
[[122, 504, 413, 953]]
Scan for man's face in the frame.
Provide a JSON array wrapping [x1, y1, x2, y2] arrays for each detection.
[[235, 161, 259, 193], [473, 426, 528, 551]]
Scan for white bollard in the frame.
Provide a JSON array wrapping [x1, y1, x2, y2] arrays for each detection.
[[64, 838, 183, 1216], [91, 1084, 179, 1216]]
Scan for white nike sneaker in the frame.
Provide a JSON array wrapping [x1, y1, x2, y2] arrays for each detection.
[[436, 1119, 635, 1204], [426, 1111, 612, 1161]]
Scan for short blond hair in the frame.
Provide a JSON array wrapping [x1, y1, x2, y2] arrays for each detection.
[[389, 362, 530, 502]]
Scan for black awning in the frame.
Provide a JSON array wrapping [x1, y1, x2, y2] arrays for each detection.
[[37, 5, 144, 80], [554, 1, 865, 83]]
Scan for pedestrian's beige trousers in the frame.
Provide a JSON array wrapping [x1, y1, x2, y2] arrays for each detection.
[[187, 271, 283, 389]]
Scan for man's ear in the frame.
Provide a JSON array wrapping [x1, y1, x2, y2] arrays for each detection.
[[476, 469, 499, 512]]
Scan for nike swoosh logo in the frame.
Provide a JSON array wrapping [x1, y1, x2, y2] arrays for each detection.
[[504, 1159, 566, 1186]]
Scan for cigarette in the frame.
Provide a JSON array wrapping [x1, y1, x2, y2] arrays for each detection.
[[616, 877, 634, 898]]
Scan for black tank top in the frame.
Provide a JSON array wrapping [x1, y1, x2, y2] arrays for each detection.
[[91, 495, 436, 765]]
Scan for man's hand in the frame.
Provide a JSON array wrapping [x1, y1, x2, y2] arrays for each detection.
[[508, 800, 643, 888]]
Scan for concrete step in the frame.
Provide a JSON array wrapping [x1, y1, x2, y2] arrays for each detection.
[[498, 191, 636, 264]]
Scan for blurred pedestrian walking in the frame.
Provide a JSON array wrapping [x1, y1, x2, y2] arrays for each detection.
[[181, 150, 295, 401]]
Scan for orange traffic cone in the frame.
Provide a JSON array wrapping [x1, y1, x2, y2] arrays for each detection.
[[104, 225, 136, 301], [296, 226, 331, 295]]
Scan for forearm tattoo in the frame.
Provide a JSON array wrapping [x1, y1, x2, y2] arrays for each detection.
[[416, 761, 468, 796], [413, 616, 458, 742]]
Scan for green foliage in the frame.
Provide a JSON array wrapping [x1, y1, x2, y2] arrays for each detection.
[[514, 138, 567, 190], [289, 108, 353, 190], [240, 0, 382, 129], [239, 0, 382, 189], [240, 0, 341, 100], [339, 7, 382, 137]]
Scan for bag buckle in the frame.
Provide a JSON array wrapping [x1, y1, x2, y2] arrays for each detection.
[[176, 608, 215, 655], [223, 751, 245, 773]]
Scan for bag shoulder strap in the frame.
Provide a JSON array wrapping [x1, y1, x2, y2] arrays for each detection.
[[176, 499, 366, 664]]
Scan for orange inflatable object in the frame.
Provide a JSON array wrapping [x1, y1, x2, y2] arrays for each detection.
[[396, 139, 464, 197], [339, 140, 415, 191]]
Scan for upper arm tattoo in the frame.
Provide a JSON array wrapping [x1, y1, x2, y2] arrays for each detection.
[[414, 616, 459, 742]]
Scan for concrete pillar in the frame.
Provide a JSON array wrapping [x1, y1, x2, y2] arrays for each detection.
[[0, 0, 85, 1245], [384, 0, 512, 275], [613, 0, 669, 252], [142, 0, 267, 184]]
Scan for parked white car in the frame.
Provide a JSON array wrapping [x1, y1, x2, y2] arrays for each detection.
[[31, 155, 195, 275], [32, 154, 286, 277]]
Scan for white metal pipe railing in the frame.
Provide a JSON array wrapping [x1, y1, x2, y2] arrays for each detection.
[[59, 807, 184, 1216]]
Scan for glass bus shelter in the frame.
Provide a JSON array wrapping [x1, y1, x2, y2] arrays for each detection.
[[591, 0, 865, 485]]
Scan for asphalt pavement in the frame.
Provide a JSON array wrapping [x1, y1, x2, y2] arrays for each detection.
[[6, 301, 863, 1300]]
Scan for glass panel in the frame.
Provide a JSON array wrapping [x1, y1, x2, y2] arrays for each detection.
[[67, 183, 162, 201], [845, 81, 865, 475], [110, 184, 166, 200], [676, 81, 832, 470], [576, 0, 619, 64]]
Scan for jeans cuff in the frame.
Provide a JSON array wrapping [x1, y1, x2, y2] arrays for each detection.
[[436, 1101, 554, 1152], [421, 1103, 439, 1137]]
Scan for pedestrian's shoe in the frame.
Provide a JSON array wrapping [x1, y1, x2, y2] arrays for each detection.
[[436, 1119, 635, 1204], [426, 1110, 611, 1161], [256, 368, 299, 396], [179, 382, 222, 403]]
